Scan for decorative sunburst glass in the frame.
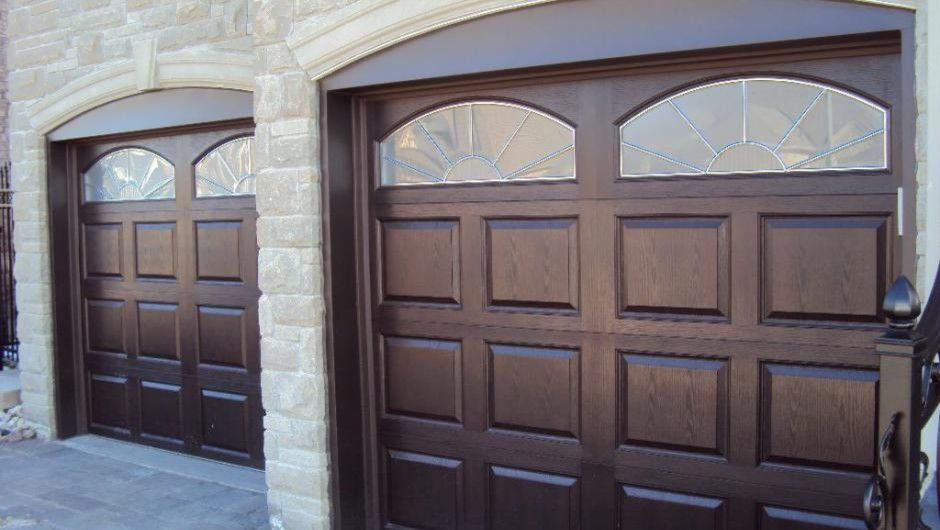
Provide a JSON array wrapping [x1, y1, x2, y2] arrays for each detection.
[[379, 101, 575, 186], [619, 78, 888, 177], [195, 136, 256, 197], [83, 148, 175, 203]]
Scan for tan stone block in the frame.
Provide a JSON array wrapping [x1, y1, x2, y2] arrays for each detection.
[[13, 42, 64, 69], [259, 247, 304, 293], [269, 294, 323, 327], [176, 0, 210, 24], [271, 134, 315, 168], [79, 0, 110, 9], [76, 32, 102, 65], [257, 215, 320, 248], [261, 337, 301, 371], [256, 168, 319, 217], [126, 0, 154, 10]]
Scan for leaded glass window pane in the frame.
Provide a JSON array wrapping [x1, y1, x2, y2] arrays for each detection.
[[83, 148, 175, 203], [380, 101, 575, 186], [195, 137, 255, 197], [619, 78, 888, 177]]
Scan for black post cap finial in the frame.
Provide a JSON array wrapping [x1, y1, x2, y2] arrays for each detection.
[[883, 275, 922, 331]]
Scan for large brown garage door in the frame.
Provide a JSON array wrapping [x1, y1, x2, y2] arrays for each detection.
[[362, 49, 902, 527], [72, 123, 263, 467]]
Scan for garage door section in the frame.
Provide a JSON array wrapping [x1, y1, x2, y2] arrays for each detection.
[[365, 53, 900, 528], [76, 125, 262, 467]]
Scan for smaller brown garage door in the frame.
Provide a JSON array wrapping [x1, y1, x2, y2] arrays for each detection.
[[72, 123, 262, 467]]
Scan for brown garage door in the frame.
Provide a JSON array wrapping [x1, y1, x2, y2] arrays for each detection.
[[362, 50, 901, 528], [73, 123, 263, 467]]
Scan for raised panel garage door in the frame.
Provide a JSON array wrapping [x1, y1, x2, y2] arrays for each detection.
[[361, 50, 901, 528], [74, 124, 263, 467]]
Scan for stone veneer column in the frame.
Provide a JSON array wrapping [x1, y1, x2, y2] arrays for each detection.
[[254, 1, 331, 528]]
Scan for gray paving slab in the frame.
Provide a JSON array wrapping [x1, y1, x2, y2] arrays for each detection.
[[0, 439, 269, 529]]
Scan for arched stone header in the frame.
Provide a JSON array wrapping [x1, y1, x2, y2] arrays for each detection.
[[28, 50, 253, 135], [288, 0, 914, 83]]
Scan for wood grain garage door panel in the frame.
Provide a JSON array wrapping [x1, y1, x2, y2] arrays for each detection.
[[488, 343, 579, 438], [139, 381, 184, 445], [135, 222, 177, 280], [489, 466, 579, 530], [762, 216, 889, 324], [380, 219, 460, 306], [82, 223, 123, 279], [485, 218, 579, 313], [619, 486, 727, 530], [618, 353, 727, 455], [137, 302, 180, 360], [619, 217, 728, 319], [760, 363, 878, 471], [759, 506, 867, 530], [383, 336, 463, 423], [385, 449, 463, 530], [75, 124, 261, 467]]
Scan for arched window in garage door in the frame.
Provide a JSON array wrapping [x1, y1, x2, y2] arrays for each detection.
[[619, 77, 888, 177], [195, 136, 256, 197], [380, 101, 575, 186], [83, 148, 175, 202]]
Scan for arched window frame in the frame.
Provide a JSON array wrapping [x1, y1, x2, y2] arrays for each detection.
[[82, 147, 176, 203], [618, 76, 889, 178], [194, 135, 256, 198], [378, 100, 576, 187]]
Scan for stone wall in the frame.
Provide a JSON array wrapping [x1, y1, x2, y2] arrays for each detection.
[[253, 2, 331, 528]]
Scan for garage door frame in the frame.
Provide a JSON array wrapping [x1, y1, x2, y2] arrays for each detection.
[[320, 28, 918, 529], [49, 116, 261, 465]]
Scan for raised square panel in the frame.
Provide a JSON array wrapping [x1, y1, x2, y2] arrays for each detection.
[[140, 381, 183, 444], [385, 450, 462, 530], [620, 485, 726, 530], [197, 306, 246, 368], [760, 506, 866, 530], [201, 389, 250, 456], [88, 373, 128, 433], [485, 218, 578, 313], [137, 302, 179, 360], [135, 222, 177, 279], [619, 353, 727, 455], [83, 223, 123, 278], [762, 216, 888, 323], [85, 298, 125, 354], [380, 219, 460, 305], [761, 363, 878, 470], [489, 466, 579, 530], [384, 336, 462, 423], [489, 343, 579, 438], [196, 221, 243, 282], [619, 217, 728, 318]]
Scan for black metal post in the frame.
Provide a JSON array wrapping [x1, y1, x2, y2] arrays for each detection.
[[874, 276, 927, 530]]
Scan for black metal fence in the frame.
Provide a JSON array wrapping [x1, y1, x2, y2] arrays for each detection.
[[0, 162, 17, 370]]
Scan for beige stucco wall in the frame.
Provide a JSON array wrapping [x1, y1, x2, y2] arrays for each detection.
[[4, 0, 932, 528]]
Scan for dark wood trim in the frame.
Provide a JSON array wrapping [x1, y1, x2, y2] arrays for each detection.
[[322, 91, 367, 529]]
